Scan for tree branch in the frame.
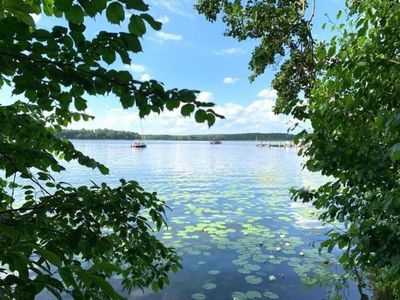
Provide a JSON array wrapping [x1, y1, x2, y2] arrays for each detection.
[[0, 50, 140, 93]]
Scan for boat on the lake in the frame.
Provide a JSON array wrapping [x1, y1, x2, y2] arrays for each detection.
[[210, 140, 222, 144], [131, 140, 147, 148]]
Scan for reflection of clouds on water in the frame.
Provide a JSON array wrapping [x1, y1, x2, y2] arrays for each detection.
[[289, 202, 325, 229]]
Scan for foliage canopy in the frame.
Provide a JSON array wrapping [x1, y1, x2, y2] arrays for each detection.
[[196, 0, 400, 296], [0, 0, 222, 299]]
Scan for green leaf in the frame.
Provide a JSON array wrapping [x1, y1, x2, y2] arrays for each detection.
[[181, 103, 195, 116], [120, 33, 142, 53], [151, 281, 160, 292], [121, 95, 135, 109], [89, 274, 123, 300], [141, 13, 162, 30], [194, 109, 207, 123], [14, 12, 35, 26], [166, 98, 179, 111], [59, 267, 76, 287], [125, 0, 149, 11], [207, 113, 216, 127], [4, 0, 33, 14], [74, 97, 87, 111], [54, 0, 73, 12], [65, 5, 84, 24], [102, 49, 116, 64], [92, 0, 107, 13], [128, 15, 146, 37], [36, 248, 62, 267], [106, 2, 125, 24], [98, 165, 109, 175]]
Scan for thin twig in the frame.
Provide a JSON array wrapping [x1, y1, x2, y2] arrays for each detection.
[[325, 13, 344, 35], [308, 0, 316, 22]]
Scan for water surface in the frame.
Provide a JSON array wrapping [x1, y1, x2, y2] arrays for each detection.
[[64, 140, 358, 300]]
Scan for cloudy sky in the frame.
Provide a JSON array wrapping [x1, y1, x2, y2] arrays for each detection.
[[5, 0, 344, 135]]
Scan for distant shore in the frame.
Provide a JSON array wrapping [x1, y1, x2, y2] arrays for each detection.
[[59, 129, 294, 141]]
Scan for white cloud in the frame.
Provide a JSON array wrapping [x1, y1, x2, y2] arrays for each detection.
[[196, 91, 213, 103], [257, 88, 277, 99], [140, 73, 151, 81], [215, 47, 245, 55], [71, 90, 292, 134], [125, 63, 146, 73], [223, 77, 239, 84], [155, 31, 183, 41], [31, 13, 41, 23], [157, 16, 170, 24]]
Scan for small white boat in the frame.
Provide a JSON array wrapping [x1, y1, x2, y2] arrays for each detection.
[[210, 140, 221, 144], [131, 140, 146, 148]]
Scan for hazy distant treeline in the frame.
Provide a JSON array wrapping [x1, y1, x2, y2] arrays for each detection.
[[60, 130, 294, 141], [59, 129, 141, 140], [143, 133, 294, 141]]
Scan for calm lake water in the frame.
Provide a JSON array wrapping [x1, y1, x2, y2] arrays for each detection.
[[61, 140, 360, 300]]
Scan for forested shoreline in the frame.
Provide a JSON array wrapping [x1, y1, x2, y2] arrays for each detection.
[[58, 129, 141, 140], [59, 129, 294, 141]]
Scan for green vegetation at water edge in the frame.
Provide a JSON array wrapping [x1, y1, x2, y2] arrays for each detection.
[[144, 132, 294, 141], [59, 130, 294, 141], [59, 129, 141, 140]]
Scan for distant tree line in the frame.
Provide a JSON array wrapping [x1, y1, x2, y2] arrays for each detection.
[[59, 129, 141, 140], [60, 130, 294, 141], [144, 133, 294, 141]]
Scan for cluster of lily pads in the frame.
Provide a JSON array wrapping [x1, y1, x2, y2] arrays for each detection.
[[152, 189, 339, 298], [131, 161, 342, 299]]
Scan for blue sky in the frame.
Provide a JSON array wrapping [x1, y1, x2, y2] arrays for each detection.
[[6, 0, 345, 135]]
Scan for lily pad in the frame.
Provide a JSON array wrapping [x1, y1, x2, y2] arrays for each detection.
[[192, 293, 206, 300], [245, 275, 263, 285], [243, 264, 261, 271], [232, 291, 247, 300], [246, 291, 262, 299], [208, 270, 220, 275], [263, 290, 279, 299], [203, 283, 217, 290], [238, 268, 252, 274]]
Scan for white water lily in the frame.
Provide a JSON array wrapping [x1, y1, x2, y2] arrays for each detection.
[[299, 252, 304, 256], [275, 246, 282, 252], [279, 234, 286, 239], [269, 255, 275, 259], [284, 242, 290, 246], [268, 275, 277, 282]]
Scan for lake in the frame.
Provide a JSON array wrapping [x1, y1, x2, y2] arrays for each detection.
[[64, 140, 360, 300]]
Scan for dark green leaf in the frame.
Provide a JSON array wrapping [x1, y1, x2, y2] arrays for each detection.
[[129, 15, 146, 37], [65, 5, 84, 24], [106, 2, 125, 24]]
